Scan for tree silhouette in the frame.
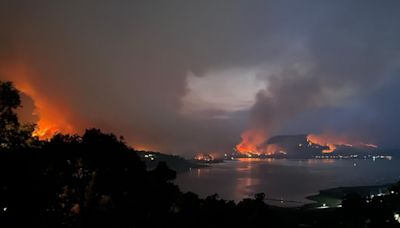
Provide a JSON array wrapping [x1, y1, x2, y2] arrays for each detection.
[[0, 81, 36, 151]]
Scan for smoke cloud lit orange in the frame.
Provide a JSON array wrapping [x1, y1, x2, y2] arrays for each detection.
[[235, 129, 267, 155], [235, 129, 288, 156], [2, 64, 76, 139]]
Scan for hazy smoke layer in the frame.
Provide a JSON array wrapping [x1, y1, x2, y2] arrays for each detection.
[[1, 1, 400, 156]]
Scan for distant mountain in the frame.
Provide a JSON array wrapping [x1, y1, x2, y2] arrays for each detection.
[[267, 134, 308, 145], [264, 135, 392, 159], [264, 134, 320, 158]]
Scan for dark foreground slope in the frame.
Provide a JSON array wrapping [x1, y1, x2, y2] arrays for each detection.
[[1, 81, 400, 227], [138, 151, 206, 173], [1, 129, 400, 228]]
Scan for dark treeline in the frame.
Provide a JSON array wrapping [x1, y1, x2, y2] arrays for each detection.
[[1, 80, 400, 228]]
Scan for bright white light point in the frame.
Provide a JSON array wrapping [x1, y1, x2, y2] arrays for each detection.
[[317, 203, 329, 209], [3, 207, 7, 212], [394, 213, 400, 223]]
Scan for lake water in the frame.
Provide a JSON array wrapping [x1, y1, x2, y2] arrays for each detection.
[[175, 158, 400, 206]]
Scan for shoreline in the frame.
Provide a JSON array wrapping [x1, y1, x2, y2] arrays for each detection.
[[303, 183, 392, 209]]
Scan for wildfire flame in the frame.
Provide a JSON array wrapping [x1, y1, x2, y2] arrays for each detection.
[[194, 153, 214, 161], [235, 130, 286, 155], [264, 144, 286, 155], [2, 64, 76, 139], [236, 130, 379, 156], [306, 134, 340, 153], [307, 133, 378, 153], [32, 123, 66, 139], [235, 129, 267, 155], [364, 143, 378, 148]]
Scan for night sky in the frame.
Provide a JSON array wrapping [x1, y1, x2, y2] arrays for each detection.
[[1, 1, 400, 156]]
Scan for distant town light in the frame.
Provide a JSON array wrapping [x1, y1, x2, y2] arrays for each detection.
[[394, 213, 400, 223], [317, 203, 329, 209]]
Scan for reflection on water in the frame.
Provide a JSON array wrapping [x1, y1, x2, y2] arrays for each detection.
[[175, 159, 400, 207], [196, 168, 211, 177], [234, 159, 260, 200]]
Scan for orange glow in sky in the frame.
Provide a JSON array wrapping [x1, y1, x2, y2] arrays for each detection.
[[2, 64, 75, 139], [235, 129, 267, 155]]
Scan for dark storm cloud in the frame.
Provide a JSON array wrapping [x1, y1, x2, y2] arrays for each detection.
[[1, 0, 400, 155]]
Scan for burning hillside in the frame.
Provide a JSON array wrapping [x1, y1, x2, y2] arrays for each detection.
[[235, 132, 380, 158], [2, 64, 76, 139], [306, 133, 378, 153], [235, 129, 267, 155]]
